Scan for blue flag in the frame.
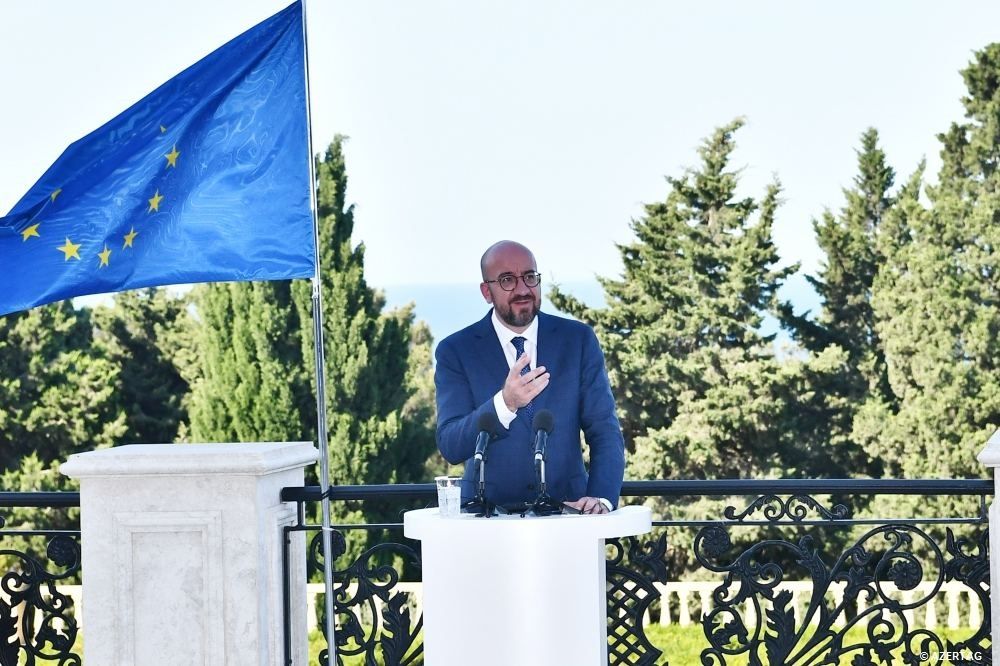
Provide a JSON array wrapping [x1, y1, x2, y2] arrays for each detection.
[[0, 3, 313, 317]]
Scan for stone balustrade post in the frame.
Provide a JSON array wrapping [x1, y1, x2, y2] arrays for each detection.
[[977, 428, 1000, 664], [61, 442, 317, 666]]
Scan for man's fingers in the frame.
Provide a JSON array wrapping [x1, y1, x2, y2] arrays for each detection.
[[565, 497, 608, 515], [524, 373, 549, 398], [509, 353, 531, 377]]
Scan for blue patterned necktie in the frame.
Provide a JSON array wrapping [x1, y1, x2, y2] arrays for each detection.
[[511, 336, 534, 423]]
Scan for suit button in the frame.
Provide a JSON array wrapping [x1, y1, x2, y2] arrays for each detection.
[[527, 484, 535, 491]]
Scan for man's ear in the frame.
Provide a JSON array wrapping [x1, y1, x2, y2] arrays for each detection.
[[480, 283, 493, 303]]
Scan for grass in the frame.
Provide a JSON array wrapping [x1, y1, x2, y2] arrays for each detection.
[[309, 625, 985, 666]]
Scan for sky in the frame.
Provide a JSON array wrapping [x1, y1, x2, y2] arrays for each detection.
[[3, 1, 1000, 336]]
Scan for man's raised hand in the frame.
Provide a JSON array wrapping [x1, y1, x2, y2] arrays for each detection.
[[501, 353, 549, 412]]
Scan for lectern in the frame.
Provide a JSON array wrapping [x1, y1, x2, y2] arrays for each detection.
[[404, 506, 652, 666]]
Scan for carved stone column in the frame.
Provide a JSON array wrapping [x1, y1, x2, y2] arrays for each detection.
[[61, 441, 317, 666]]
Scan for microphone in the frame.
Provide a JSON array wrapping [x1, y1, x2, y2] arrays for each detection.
[[474, 412, 501, 462], [532, 410, 554, 463], [466, 411, 502, 518], [529, 410, 562, 516]]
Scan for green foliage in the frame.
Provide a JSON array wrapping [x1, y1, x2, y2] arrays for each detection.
[[291, 137, 436, 557], [779, 129, 898, 479], [550, 119, 842, 481], [0, 302, 126, 470], [91, 289, 190, 444], [855, 45, 1000, 482], [188, 280, 311, 442], [184, 137, 435, 560]]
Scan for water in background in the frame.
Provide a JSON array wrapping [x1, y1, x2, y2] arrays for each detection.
[[380, 273, 821, 350]]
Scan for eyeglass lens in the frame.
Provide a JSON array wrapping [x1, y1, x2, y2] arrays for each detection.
[[498, 273, 541, 290]]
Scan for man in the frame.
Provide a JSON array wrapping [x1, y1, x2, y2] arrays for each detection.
[[435, 240, 626, 514]]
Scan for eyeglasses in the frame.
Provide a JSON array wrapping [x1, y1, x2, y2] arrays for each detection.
[[484, 272, 542, 291]]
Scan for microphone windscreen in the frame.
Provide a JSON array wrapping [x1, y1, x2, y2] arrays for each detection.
[[476, 410, 501, 435], [532, 409, 555, 434]]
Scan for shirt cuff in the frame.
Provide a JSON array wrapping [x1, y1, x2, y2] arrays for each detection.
[[598, 498, 613, 512], [493, 391, 517, 429]]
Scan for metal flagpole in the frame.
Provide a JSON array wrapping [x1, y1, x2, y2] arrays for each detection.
[[299, 0, 338, 659]]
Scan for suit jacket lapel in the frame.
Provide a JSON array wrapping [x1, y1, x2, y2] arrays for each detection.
[[472, 310, 510, 392]]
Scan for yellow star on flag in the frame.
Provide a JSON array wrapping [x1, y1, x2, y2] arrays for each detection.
[[148, 190, 164, 213], [21, 224, 40, 241], [123, 227, 138, 248], [160, 125, 167, 133], [58, 238, 81, 261], [98, 245, 112, 267], [50, 189, 62, 202], [165, 145, 180, 168]]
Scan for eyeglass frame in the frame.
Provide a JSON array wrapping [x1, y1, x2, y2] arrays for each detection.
[[483, 271, 542, 292]]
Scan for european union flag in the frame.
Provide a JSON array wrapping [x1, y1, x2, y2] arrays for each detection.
[[0, 3, 313, 317]]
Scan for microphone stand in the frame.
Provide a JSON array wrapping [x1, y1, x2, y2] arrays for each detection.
[[462, 434, 497, 517], [530, 452, 564, 516]]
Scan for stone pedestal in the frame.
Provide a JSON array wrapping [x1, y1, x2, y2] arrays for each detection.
[[61, 442, 317, 666], [977, 429, 1000, 666]]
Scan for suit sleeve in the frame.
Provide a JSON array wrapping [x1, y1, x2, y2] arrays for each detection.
[[578, 327, 626, 507], [434, 337, 505, 464]]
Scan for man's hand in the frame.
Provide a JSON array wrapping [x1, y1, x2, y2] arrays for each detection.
[[564, 497, 609, 515], [502, 353, 549, 412]]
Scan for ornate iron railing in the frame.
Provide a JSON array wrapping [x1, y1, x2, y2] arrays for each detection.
[[0, 491, 82, 666], [280, 479, 992, 666]]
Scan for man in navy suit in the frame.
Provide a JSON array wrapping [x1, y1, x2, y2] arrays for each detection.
[[435, 240, 626, 514]]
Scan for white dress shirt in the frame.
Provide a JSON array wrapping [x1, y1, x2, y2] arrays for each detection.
[[490, 310, 538, 429]]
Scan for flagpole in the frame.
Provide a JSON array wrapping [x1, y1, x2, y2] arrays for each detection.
[[300, 0, 338, 660]]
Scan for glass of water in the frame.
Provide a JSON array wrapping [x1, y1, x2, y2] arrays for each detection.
[[434, 476, 462, 517]]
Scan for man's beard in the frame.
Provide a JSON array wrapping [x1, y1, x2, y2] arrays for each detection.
[[496, 297, 539, 328]]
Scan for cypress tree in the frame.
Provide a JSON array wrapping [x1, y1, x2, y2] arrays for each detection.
[[91, 289, 190, 444], [0, 303, 126, 485], [856, 44, 1000, 483], [778, 129, 898, 477], [188, 279, 310, 443], [550, 119, 807, 479], [291, 138, 436, 555], [188, 136, 436, 558]]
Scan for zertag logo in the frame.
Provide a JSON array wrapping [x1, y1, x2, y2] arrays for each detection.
[[918, 649, 984, 662]]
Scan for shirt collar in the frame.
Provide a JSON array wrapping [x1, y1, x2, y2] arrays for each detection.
[[491, 309, 539, 348]]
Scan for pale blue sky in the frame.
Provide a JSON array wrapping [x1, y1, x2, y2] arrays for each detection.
[[3, 2, 1000, 321]]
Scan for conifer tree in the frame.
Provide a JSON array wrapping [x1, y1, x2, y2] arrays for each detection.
[[778, 129, 898, 477], [0, 303, 126, 480], [855, 44, 1000, 483], [550, 119, 814, 479], [781, 129, 895, 399], [188, 280, 310, 443], [92, 289, 190, 444], [187, 136, 436, 558], [291, 138, 436, 554]]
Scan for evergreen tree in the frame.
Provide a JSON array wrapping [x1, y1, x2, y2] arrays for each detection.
[[781, 129, 895, 399], [188, 280, 311, 443], [0, 303, 126, 470], [291, 138, 436, 554], [550, 119, 817, 480], [187, 136, 436, 558], [91, 289, 190, 444], [855, 44, 1000, 483], [778, 129, 898, 478]]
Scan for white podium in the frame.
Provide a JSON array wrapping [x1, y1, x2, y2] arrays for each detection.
[[404, 506, 651, 666]]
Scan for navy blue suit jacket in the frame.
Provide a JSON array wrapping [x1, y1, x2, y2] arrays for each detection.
[[435, 310, 625, 508]]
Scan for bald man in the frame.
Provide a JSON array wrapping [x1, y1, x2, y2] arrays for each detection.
[[434, 240, 625, 514]]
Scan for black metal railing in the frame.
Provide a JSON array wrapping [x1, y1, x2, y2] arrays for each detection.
[[281, 479, 993, 666], [0, 491, 82, 666]]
